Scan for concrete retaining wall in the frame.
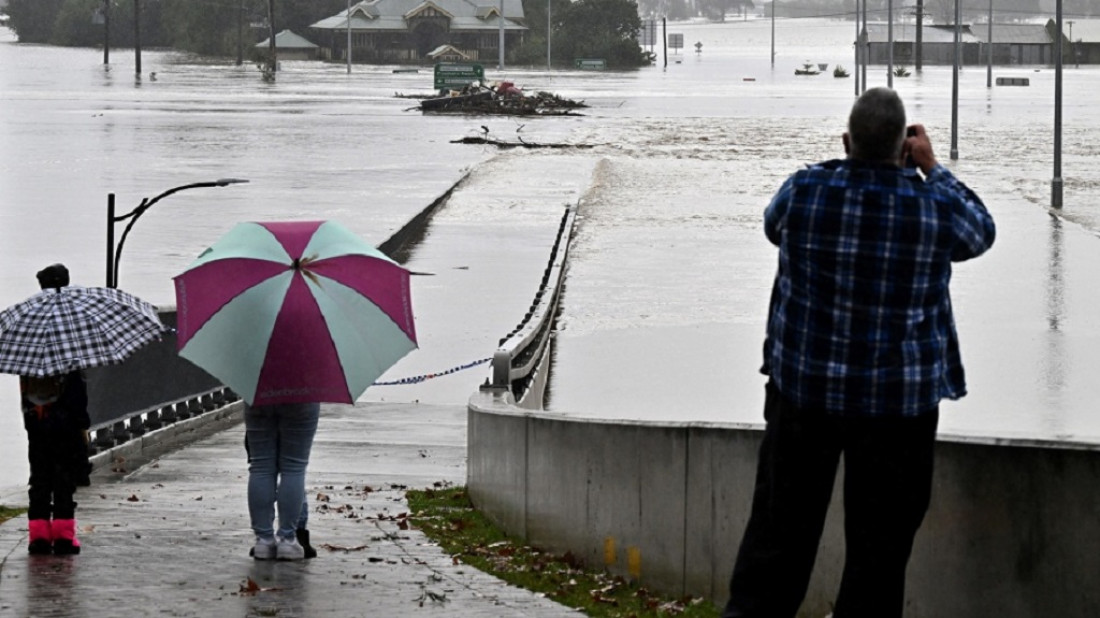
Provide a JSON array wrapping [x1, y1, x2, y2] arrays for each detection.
[[85, 308, 223, 427], [467, 390, 1100, 616]]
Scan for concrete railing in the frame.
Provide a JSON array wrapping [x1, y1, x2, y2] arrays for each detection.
[[466, 393, 1100, 616], [84, 307, 240, 455], [466, 195, 1100, 615], [482, 205, 575, 409]]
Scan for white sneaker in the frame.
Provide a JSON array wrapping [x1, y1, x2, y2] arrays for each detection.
[[276, 536, 305, 561], [252, 537, 276, 560]]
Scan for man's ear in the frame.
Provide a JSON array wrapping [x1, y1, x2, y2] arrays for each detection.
[[842, 132, 851, 155]]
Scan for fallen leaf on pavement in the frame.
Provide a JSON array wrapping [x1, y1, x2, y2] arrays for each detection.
[[238, 577, 284, 596], [319, 543, 369, 552]]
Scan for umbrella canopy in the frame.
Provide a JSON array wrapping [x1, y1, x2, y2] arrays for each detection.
[[174, 220, 417, 406], [0, 286, 168, 378]]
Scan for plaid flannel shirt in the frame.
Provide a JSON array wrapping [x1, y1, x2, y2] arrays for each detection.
[[761, 159, 996, 417]]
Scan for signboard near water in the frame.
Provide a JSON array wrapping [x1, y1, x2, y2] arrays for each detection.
[[574, 58, 607, 70], [669, 33, 684, 51], [433, 63, 484, 91]]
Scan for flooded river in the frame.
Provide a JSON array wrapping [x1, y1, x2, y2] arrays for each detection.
[[2, 17, 1100, 496]]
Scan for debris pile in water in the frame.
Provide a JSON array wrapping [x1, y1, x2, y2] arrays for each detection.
[[404, 82, 587, 116]]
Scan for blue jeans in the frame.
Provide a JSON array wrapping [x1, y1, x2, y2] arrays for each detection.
[[244, 402, 320, 541]]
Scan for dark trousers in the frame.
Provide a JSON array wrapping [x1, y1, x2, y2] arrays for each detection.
[[25, 416, 84, 521], [722, 382, 939, 618]]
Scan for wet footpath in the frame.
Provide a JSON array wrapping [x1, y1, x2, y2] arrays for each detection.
[[0, 153, 595, 618], [0, 404, 577, 618]]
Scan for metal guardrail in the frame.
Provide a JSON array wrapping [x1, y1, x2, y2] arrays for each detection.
[[483, 205, 576, 406]]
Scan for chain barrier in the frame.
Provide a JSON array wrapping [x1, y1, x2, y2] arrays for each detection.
[[165, 326, 490, 388], [372, 357, 492, 386]]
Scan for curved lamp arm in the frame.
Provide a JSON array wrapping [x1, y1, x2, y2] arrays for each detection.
[[109, 178, 248, 288]]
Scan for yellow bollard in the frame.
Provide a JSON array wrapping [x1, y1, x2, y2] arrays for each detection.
[[627, 546, 642, 579]]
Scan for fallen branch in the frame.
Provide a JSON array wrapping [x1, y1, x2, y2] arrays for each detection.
[[450, 136, 594, 149]]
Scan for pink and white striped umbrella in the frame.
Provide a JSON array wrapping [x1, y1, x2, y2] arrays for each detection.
[[173, 220, 417, 406]]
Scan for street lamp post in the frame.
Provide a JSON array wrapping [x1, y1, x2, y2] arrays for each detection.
[[887, 0, 893, 88], [106, 179, 249, 288], [103, 0, 110, 65], [498, 0, 505, 70], [950, 0, 960, 160], [546, 0, 551, 72], [134, 0, 141, 77], [237, 1, 244, 66], [1053, 0, 1063, 209]]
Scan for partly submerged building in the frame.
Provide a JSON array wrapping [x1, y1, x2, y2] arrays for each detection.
[[864, 19, 1100, 67], [255, 29, 321, 61], [310, 0, 526, 65], [864, 24, 983, 65]]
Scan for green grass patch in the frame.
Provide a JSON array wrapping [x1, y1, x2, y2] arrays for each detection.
[[406, 485, 719, 618], [0, 506, 27, 525]]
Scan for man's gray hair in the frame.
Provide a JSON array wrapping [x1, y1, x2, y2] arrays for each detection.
[[848, 87, 907, 162]]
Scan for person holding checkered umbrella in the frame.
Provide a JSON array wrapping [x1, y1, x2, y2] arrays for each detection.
[[0, 263, 168, 555]]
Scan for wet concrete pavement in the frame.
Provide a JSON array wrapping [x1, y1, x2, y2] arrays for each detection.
[[0, 403, 578, 617]]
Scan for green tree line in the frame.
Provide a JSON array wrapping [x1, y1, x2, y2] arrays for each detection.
[[5, 0, 347, 54], [514, 0, 651, 67], [5, 0, 652, 68]]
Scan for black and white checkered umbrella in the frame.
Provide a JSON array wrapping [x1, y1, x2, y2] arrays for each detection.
[[0, 286, 169, 378]]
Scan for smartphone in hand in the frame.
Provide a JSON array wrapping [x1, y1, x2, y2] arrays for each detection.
[[904, 126, 918, 170]]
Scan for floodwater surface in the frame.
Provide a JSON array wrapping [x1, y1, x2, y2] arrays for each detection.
[[2, 17, 1100, 497]]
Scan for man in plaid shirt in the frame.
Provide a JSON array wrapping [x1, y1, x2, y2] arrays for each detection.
[[722, 88, 996, 618]]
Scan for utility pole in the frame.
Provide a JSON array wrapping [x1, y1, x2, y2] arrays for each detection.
[[498, 0, 505, 70], [1053, 0, 1063, 208], [986, 0, 992, 88], [237, 1, 244, 66], [103, 0, 110, 65], [860, 0, 867, 91], [887, 0, 893, 88], [1068, 20, 1076, 67], [546, 0, 551, 71], [347, 0, 352, 73], [267, 0, 277, 78], [950, 0, 960, 160], [663, 17, 668, 69], [915, 0, 923, 71], [854, 0, 860, 95], [134, 0, 141, 77]]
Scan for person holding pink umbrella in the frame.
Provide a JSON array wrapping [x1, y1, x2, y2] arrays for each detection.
[[174, 220, 418, 561]]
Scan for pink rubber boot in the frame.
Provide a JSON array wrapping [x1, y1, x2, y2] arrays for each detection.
[[28, 519, 52, 555], [50, 519, 81, 555]]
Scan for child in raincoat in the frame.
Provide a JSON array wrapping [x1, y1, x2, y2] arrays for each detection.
[[21, 264, 91, 555]]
